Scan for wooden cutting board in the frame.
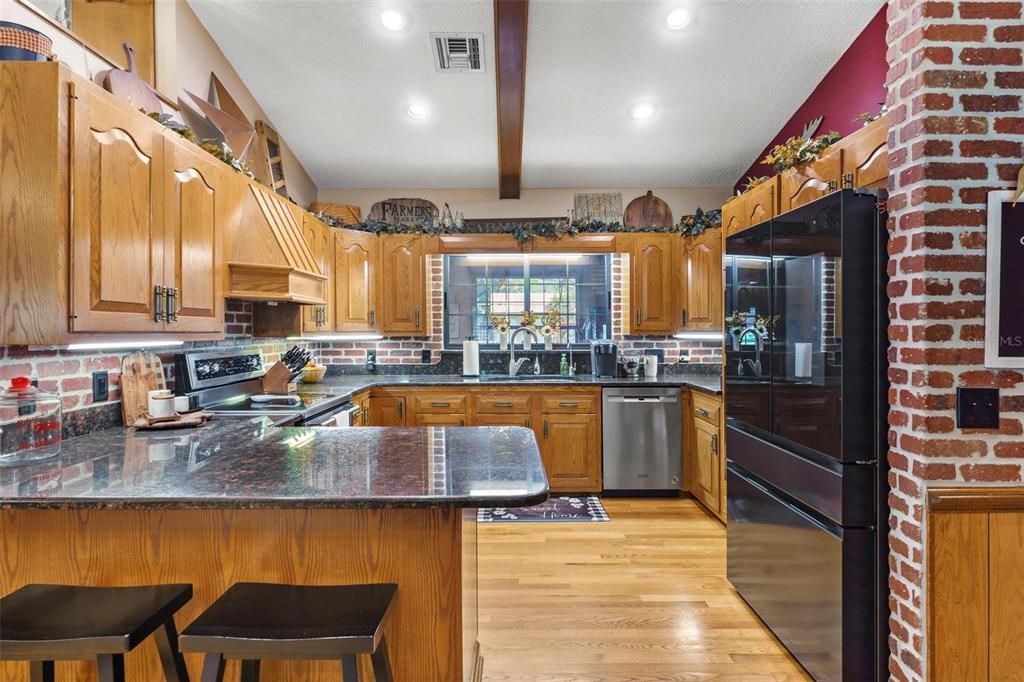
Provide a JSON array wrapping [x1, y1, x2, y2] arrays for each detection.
[[102, 42, 163, 115], [120, 351, 166, 426], [623, 191, 674, 228]]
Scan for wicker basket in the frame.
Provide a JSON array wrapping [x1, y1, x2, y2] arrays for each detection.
[[300, 366, 327, 383], [310, 202, 362, 225]]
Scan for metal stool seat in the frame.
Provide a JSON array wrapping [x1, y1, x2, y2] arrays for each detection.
[[180, 582, 396, 682], [0, 583, 192, 682]]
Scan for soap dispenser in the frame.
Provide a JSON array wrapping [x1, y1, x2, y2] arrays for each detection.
[[533, 357, 541, 375]]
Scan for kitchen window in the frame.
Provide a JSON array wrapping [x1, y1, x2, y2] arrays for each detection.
[[443, 253, 612, 348]]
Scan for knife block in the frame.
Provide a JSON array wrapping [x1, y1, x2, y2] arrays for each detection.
[[260, 361, 296, 394]]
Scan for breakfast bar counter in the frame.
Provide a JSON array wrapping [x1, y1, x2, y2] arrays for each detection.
[[0, 420, 547, 682]]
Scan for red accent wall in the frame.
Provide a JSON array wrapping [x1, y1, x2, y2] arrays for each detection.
[[733, 6, 889, 192]]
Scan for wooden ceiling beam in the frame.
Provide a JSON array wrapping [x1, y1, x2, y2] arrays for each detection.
[[494, 0, 528, 200]]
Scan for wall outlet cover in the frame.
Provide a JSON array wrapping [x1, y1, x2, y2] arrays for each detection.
[[92, 371, 109, 402], [956, 387, 999, 429], [421, 349, 432, 364]]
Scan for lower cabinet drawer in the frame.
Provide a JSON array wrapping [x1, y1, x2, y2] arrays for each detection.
[[692, 391, 721, 425], [411, 393, 467, 414], [540, 394, 598, 413], [474, 393, 534, 414]]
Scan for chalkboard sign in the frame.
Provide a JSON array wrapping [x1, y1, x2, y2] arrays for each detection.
[[985, 191, 1024, 367]]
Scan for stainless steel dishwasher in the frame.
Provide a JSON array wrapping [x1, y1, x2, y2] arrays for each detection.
[[602, 387, 682, 492]]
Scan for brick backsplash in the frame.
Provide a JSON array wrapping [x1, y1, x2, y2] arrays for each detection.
[[317, 255, 723, 367], [0, 301, 303, 416], [884, 1, 1024, 679]]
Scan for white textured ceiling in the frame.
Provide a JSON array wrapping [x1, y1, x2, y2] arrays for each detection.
[[187, 0, 885, 190]]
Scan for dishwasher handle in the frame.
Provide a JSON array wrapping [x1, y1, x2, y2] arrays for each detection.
[[606, 395, 679, 404]]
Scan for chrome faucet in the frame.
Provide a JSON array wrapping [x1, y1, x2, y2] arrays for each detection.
[[508, 327, 541, 376]]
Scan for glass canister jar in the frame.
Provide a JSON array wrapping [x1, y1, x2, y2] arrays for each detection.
[[0, 377, 62, 465]]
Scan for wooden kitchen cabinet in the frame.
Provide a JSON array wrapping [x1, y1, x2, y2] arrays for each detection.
[[627, 233, 676, 335], [839, 118, 888, 189], [744, 176, 777, 228], [679, 228, 723, 332], [299, 215, 333, 333], [379, 234, 428, 336], [779, 147, 844, 213], [351, 391, 371, 426], [541, 412, 601, 493], [684, 389, 725, 520], [368, 395, 406, 426], [335, 228, 379, 332], [722, 196, 745, 236], [69, 79, 167, 333]]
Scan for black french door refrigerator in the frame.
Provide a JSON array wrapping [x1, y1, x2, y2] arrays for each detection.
[[724, 190, 889, 681]]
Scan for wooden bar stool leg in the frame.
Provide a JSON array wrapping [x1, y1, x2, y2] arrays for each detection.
[[29, 661, 55, 682], [370, 636, 394, 682], [155, 618, 191, 682], [240, 659, 261, 682], [200, 653, 226, 682], [340, 654, 360, 682], [97, 654, 126, 682]]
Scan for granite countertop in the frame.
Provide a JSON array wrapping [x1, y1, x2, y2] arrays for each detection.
[[300, 373, 722, 402], [0, 418, 548, 511]]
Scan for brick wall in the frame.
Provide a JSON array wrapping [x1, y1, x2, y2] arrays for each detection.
[[0, 301, 300, 414], [885, 1, 1023, 679], [319, 254, 723, 367]]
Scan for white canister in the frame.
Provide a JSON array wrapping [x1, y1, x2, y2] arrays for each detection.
[[463, 338, 480, 377], [148, 390, 174, 418], [643, 356, 659, 377]]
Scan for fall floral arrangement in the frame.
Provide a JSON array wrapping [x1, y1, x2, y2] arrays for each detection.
[[490, 315, 511, 336], [148, 112, 255, 179], [740, 176, 770, 194], [539, 306, 563, 338], [725, 310, 780, 338], [762, 131, 843, 173]]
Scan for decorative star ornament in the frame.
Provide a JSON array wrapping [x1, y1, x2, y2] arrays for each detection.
[[185, 73, 255, 160]]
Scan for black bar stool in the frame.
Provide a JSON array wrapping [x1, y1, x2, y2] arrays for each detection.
[[0, 583, 193, 682], [179, 582, 397, 682]]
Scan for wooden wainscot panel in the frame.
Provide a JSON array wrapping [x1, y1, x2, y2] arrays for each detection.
[[530, 233, 618, 253], [926, 487, 1024, 681], [435, 233, 524, 254]]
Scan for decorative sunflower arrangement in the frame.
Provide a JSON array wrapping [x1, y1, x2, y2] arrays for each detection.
[[762, 131, 843, 173], [725, 310, 780, 337], [490, 315, 511, 336], [539, 306, 563, 338]]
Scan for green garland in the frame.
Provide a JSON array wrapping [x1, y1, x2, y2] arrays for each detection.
[[314, 208, 722, 245]]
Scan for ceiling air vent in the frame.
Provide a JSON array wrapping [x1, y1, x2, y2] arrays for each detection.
[[431, 33, 485, 73]]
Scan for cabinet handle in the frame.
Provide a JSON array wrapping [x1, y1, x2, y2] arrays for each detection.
[[153, 285, 163, 323], [680, 309, 687, 327], [559, 402, 579, 408], [398, 402, 404, 421], [543, 420, 549, 439], [711, 433, 719, 455], [459, 419, 465, 427], [318, 307, 325, 326], [415, 309, 421, 327], [842, 172, 854, 190], [369, 310, 376, 328], [494, 402, 514, 408], [696, 407, 710, 417], [524, 419, 531, 428], [166, 287, 178, 322], [431, 402, 450, 408], [636, 308, 641, 327]]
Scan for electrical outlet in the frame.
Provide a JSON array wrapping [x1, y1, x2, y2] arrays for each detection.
[[421, 349, 432, 364], [366, 350, 377, 372], [956, 387, 999, 429], [92, 371, 109, 402]]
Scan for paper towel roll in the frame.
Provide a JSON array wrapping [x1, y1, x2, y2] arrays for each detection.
[[463, 339, 480, 376], [794, 342, 813, 378]]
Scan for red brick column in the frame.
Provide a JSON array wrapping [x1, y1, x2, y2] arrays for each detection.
[[885, 1, 1023, 679]]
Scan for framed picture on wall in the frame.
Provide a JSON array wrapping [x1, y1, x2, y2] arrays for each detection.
[[985, 190, 1024, 367]]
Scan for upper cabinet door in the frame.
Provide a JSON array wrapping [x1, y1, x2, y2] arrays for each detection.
[[300, 215, 332, 332], [335, 229, 378, 332], [163, 136, 225, 333], [379, 234, 427, 335], [630, 233, 676, 334], [684, 229, 723, 331], [69, 83, 165, 332]]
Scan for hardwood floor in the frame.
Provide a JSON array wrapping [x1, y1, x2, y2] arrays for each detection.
[[478, 498, 811, 681]]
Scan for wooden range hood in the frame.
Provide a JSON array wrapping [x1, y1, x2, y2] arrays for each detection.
[[226, 185, 327, 304]]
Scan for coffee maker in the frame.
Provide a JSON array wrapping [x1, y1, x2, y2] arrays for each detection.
[[590, 341, 618, 378]]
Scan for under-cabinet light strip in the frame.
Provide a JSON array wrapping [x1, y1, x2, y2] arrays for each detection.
[[672, 332, 724, 341], [287, 335, 385, 342], [55, 341, 186, 352]]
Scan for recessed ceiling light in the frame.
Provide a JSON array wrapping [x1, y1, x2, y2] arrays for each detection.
[[381, 9, 407, 31], [631, 104, 655, 120], [407, 103, 429, 119], [666, 8, 692, 30]]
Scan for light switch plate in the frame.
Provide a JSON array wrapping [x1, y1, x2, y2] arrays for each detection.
[[956, 387, 999, 429]]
